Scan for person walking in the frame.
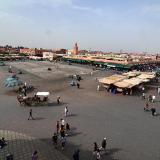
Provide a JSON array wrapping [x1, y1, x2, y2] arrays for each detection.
[[28, 109, 34, 120], [8, 65, 12, 73], [66, 123, 70, 136], [97, 85, 100, 91], [52, 133, 58, 148], [0, 137, 7, 149], [158, 87, 160, 94], [142, 92, 146, 99], [76, 149, 80, 160], [144, 102, 150, 111], [32, 150, 38, 160], [60, 128, 65, 138], [56, 121, 60, 134], [151, 107, 156, 116], [24, 88, 27, 96], [77, 83, 80, 89], [96, 149, 101, 160], [152, 95, 156, 103], [22, 88, 27, 97], [142, 87, 145, 93], [73, 149, 80, 160], [61, 137, 66, 150], [6, 154, 13, 160], [65, 106, 68, 117], [61, 119, 65, 129], [73, 150, 77, 160], [93, 142, 98, 154], [57, 96, 60, 104], [100, 138, 107, 152], [66, 123, 70, 131]]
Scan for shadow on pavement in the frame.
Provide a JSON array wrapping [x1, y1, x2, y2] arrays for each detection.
[[40, 138, 121, 160], [0, 136, 68, 160], [70, 127, 77, 130], [34, 117, 46, 120], [48, 102, 68, 107], [67, 132, 82, 137], [67, 114, 78, 117], [4, 90, 19, 96], [1, 136, 121, 160]]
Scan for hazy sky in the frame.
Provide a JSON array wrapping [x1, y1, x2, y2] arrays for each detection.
[[0, 0, 160, 53]]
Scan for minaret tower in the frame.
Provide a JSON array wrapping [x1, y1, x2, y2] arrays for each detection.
[[73, 42, 78, 54]]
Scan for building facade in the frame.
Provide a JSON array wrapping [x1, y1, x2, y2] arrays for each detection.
[[20, 48, 35, 56]]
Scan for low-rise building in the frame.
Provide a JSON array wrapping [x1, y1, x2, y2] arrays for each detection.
[[42, 52, 56, 61], [20, 48, 35, 56]]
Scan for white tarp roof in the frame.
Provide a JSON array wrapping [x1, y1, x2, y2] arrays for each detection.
[[122, 71, 141, 77], [114, 77, 144, 88], [123, 77, 143, 86], [141, 79, 150, 82], [100, 71, 155, 88], [98, 74, 127, 85], [36, 92, 50, 96], [138, 74, 155, 79], [114, 81, 134, 88]]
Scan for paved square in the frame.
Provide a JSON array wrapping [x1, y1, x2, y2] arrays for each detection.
[[0, 61, 160, 160]]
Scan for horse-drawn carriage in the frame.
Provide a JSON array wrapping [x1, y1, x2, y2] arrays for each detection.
[[17, 92, 50, 106]]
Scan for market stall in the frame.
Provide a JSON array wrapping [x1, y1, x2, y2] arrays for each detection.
[[122, 71, 141, 78], [98, 74, 127, 85]]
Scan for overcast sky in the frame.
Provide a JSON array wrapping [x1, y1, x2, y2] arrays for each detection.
[[0, 0, 160, 53]]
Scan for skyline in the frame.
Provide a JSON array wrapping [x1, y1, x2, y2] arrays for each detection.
[[0, 0, 160, 53]]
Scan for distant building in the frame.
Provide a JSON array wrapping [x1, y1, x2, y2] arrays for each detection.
[[79, 50, 88, 54], [73, 43, 78, 55], [9, 48, 20, 53], [67, 50, 73, 55], [20, 48, 35, 56], [55, 49, 67, 55], [42, 52, 56, 61], [0, 47, 6, 52], [0, 46, 20, 53]]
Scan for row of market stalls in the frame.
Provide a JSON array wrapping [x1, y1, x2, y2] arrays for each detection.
[[62, 57, 134, 70], [98, 71, 156, 94], [63, 56, 160, 72]]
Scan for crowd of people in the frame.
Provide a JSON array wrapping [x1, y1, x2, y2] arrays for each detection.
[[52, 118, 70, 150], [93, 138, 107, 160], [51, 107, 70, 150], [141, 93, 156, 103], [51, 105, 109, 160], [142, 87, 159, 116], [144, 102, 157, 116], [18, 82, 27, 96], [70, 74, 81, 89]]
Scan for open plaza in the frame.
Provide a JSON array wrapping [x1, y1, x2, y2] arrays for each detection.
[[0, 60, 160, 160]]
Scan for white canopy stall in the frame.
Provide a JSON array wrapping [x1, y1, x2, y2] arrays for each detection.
[[36, 92, 50, 96], [98, 74, 127, 85]]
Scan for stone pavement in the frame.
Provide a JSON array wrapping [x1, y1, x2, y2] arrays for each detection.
[[0, 130, 69, 160], [1, 63, 160, 160]]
